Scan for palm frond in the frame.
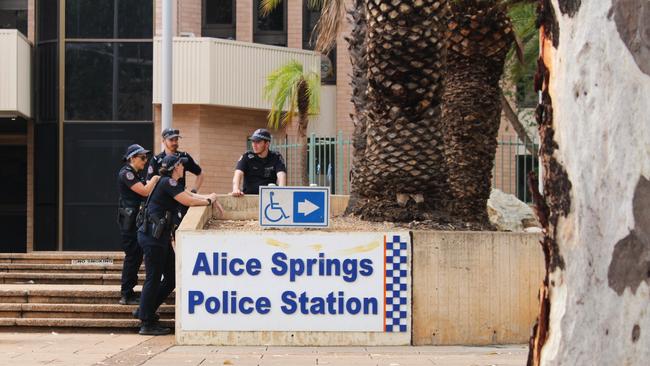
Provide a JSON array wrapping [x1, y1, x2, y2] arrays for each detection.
[[313, 0, 345, 53], [260, 0, 283, 17], [263, 60, 313, 130], [505, 2, 538, 87], [305, 71, 321, 115]]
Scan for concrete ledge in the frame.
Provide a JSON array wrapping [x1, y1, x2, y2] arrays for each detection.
[[411, 231, 543, 345], [176, 331, 409, 346], [209, 194, 350, 221]]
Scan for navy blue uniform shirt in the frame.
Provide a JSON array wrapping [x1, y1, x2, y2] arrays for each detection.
[[147, 176, 185, 218], [235, 150, 286, 194], [146, 151, 201, 189], [117, 165, 146, 207]]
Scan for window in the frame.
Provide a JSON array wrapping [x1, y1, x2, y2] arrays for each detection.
[[302, 2, 336, 84], [0, 0, 27, 36], [38, 0, 58, 41], [203, 0, 235, 39], [65, 42, 153, 121], [253, 0, 286, 46], [66, 0, 152, 39]]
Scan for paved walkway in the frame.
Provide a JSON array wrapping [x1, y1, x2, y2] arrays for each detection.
[[0, 332, 528, 366]]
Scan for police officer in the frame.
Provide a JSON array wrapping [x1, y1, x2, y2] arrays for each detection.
[[137, 155, 223, 335], [116, 144, 159, 305], [231, 128, 287, 196], [147, 128, 204, 217]]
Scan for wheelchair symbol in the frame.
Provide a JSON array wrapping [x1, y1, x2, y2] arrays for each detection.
[[264, 191, 290, 222]]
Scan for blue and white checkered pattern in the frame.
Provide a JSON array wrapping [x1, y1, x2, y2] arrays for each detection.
[[385, 234, 408, 332]]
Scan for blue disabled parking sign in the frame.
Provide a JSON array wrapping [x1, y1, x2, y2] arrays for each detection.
[[259, 186, 330, 228]]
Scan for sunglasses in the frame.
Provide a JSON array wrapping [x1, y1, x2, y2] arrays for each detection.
[[135, 154, 148, 160]]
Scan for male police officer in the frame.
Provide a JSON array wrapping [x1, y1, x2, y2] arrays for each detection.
[[231, 128, 287, 196], [147, 128, 204, 217]]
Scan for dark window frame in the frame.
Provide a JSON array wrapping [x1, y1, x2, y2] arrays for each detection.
[[253, 0, 287, 47], [202, 0, 236, 39]]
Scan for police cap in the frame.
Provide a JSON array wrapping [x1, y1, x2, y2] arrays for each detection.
[[162, 128, 182, 139], [123, 144, 150, 161], [161, 154, 189, 170], [250, 128, 272, 142]]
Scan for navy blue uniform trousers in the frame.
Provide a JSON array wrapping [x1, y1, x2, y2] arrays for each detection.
[[120, 228, 143, 297], [137, 232, 175, 324]]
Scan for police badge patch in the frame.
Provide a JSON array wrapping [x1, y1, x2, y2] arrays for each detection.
[[169, 179, 178, 187], [148, 166, 153, 174], [126, 172, 135, 181], [248, 154, 255, 159]]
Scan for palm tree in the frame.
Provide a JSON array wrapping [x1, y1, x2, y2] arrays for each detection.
[[263, 60, 320, 186], [343, 0, 369, 214], [441, 0, 515, 225]]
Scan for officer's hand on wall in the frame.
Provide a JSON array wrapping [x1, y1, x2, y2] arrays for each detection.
[[230, 189, 244, 197], [208, 193, 224, 218]]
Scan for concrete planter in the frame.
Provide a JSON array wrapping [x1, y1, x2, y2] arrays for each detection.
[[175, 196, 542, 346]]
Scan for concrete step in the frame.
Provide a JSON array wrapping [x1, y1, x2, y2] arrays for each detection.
[[0, 317, 175, 329], [0, 284, 175, 305], [0, 263, 144, 274], [0, 272, 145, 285], [0, 252, 125, 265], [0, 303, 174, 319]]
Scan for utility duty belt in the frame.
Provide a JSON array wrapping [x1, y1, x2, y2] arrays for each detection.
[[141, 211, 173, 240], [117, 202, 142, 232]]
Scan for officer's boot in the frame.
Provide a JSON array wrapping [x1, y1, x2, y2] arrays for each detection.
[[119, 292, 140, 305], [139, 322, 171, 336], [132, 308, 160, 321]]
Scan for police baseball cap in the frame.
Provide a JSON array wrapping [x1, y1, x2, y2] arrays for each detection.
[[162, 128, 181, 139], [123, 144, 150, 161], [250, 128, 272, 142], [161, 154, 189, 170]]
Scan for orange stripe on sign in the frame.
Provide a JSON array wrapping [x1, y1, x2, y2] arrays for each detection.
[[383, 234, 387, 332]]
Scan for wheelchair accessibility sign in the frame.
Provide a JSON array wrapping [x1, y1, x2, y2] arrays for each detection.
[[259, 186, 330, 228]]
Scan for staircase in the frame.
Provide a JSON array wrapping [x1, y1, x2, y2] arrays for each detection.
[[0, 252, 174, 331]]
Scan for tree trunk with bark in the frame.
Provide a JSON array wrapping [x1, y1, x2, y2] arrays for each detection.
[[297, 78, 310, 186], [344, 0, 368, 214], [528, 1, 650, 365], [441, 0, 514, 226], [349, 0, 449, 222]]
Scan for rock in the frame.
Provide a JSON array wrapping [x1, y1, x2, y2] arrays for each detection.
[[487, 189, 540, 232]]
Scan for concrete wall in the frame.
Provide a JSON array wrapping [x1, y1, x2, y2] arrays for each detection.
[[412, 231, 543, 345], [177, 206, 544, 345]]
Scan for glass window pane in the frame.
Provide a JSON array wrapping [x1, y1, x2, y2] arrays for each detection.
[[256, 0, 284, 31], [117, 42, 153, 120], [206, 0, 233, 25], [118, 0, 152, 38], [65, 42, 113, 120], [38, 0, 57, 41], [66, 0, 114, 38], [0, 10, 27, 36]]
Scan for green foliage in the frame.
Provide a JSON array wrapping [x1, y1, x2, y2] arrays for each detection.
[[506, 2, 538, 106], [263, 60, 321, 130]]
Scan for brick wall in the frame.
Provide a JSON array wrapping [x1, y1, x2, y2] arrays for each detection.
[[27, 0, 34, 43], [154, 105, 292, 194], [287, 0, 302, 49], [237, 0, 253, 42], [179, 0, 202, 36]]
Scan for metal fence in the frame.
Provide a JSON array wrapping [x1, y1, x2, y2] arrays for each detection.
[[269, 132, 539, 202]]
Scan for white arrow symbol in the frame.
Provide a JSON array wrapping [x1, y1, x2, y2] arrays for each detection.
[[297, 199, 319, 216]]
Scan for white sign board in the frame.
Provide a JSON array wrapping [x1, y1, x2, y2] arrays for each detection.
[[259, 186, 330, 228], [179, 232, 410, 333]]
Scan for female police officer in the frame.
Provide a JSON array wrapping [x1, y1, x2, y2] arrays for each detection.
[[117, 144, 159, 305], [137, 154, 223, 335]]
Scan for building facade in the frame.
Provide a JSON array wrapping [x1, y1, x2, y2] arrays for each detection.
[[0, 0, 532, 253]]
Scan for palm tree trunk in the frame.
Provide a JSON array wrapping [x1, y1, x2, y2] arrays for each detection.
[[441, 0, 514, 225], [349, 0, 449, 222], [297, 78, 310, 186], [344, 0, 368, 214]]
